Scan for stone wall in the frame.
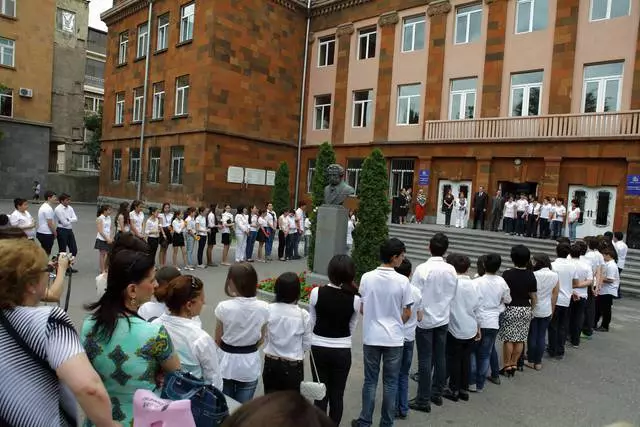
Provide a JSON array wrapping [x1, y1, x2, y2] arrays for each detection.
[[47, 173, 99, 202]]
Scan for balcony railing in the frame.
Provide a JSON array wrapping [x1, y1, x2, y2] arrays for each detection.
[[424, 111, 640, 142], [85, 75, 105, 89]]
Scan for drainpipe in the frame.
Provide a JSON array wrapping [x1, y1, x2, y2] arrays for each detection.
[[137, 0, 154, 201], [294, 0, 312, 207]]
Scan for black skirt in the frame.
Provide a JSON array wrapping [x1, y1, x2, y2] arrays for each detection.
[[256, 228, 267, 243], [221, 233, 231, 245], [160, 227, 173, 248], [208, 227, 218, 245], [94, 239, 111, 252], [173, 232, 185, 247]]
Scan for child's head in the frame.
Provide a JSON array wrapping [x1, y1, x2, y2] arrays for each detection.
[[274, 272, 301, 304], [483, 253, 501, 274], [511, 245, 530, 268], [148, 206, 158, 217], [394, 258, 412, 279], [556, 243, 571, 259], [429, 232, 449, 257], [225, 263, 258, 297], [476, 254, 488, 276], [446, 253, 470, 275], [155, 266, 181, 302], [602, 247, 616, 261], [531, 253, 551, 271], [556, 237, 570, 246]]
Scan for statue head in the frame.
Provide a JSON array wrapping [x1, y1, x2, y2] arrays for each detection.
[[326, 163, 345, 186]]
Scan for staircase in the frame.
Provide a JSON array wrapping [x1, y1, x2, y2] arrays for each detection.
[[389, 224, 640, 297]]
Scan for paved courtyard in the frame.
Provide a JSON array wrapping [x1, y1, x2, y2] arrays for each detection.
[[2, 201, 639, 426]]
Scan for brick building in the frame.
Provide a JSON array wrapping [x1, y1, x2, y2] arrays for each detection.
[[100, 0, 640, 239]]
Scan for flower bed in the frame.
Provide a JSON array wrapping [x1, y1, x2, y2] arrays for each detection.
[[257, 271, 319, 304]]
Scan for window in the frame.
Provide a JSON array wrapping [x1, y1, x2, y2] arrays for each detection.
[[112, 149, 122, 181], [582, 62, 623, 113], [510, 71, 542, 116], [396, 84, 421, 125], [1, 0, 16, 17], [590, 0, 630, 21], [157, 14, 169, 51], [0, 88, 12, 117], [352, 90, 373, 128], [148, 147, 161, 184], [128, 148, 141, 182], [317, 36, 335, 67], [346, 158, 364, 194], [180, 2, 195, 43], [85, 58, 105, 88], [118, 32, 128, 65], [73, 153, 98, 172], [175, 75, 190, 116], [57, 9, 75, 33], [516, 0, 548, 33], [314, 94, 331, 130], [0, 37, 14, 67], [449, 78, 477, 120], [133, 87, 144, 122], [306, 159, 316, 193], [358, 27, 377, 60], [84, 96, 103, 113], [170, 146, 185, 185], [152, 82, 165, 119], [402, 15, 425, 52], [136, 22, 148, 58], [455, 3, 482, 44], [115, 92, 125, 125]]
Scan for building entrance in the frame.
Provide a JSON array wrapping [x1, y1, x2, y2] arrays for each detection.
[[436, 180, 472, 225], [568, 186, 617, 238], [498, 181, 538, 199]]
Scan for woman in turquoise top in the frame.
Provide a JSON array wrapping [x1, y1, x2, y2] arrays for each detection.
[[82, 234, 181, 426]]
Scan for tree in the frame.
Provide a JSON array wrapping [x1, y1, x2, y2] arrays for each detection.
[[308, 142, 336, 270], [271, 161, 290, 216], [84, 109, 103, 168], [352, 148, 390, 282]]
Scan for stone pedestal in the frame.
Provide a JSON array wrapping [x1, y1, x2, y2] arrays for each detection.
[[308, 204, 349, 285]]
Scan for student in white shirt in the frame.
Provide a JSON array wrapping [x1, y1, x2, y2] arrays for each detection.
[[303, 216, 312, 258], [159, 203, 174, 266], [582, 237, 605, 338], [171, 209, 188, 269], [265, 202, 277, 260], [195, 207, 209, 268], [454, 192, 468, 228], [256, 210, 270, 262], [153, 275, 223, 390], [144, 207, 163, 261], [215, 263, 269, 403], [54, 193, 79, 262], [234, 206, 249, 263], [613, 232, 628, 273], [138, 266, 182, 321], [502, 195, 516, 235], [262, 272, 313, 394], [526, 254, 559, 370], [285, 210, 298, 260], [129, 200, 145, 239], [548, 243, 578, 359], [567, 200, 581, 241], [552, 198, 566, 239], [293, 201, 307, 259], [94, 204, 113, 274], [277, 209, 290, 261], [9, 198, 36, 239], [206, 204, 219, 267], [410, 232, 457, 411], [245, 205, 259, 262], [443, 254, 481, 402], [526, 197, 540, 238], [515, 194, 528, 236], [354, 238, 412, 427], [36, 190, 57, 255], [183, 208, 197, 270], [115, 201, 131, 235], [346, 217, 355, 253], [539, 197, 552, 239], [220, 204, 234, 266], [595, 247, 619, 332], [569, 242, 593, 347]]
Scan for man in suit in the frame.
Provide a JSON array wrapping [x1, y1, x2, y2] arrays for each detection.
[[472, 186, 489, 230], [490, 190, 505, 232]]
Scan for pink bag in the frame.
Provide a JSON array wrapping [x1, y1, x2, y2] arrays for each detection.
[[133, 389, 196, 427]]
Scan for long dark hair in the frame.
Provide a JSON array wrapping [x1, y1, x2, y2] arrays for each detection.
[[116, 202, 130, 228]]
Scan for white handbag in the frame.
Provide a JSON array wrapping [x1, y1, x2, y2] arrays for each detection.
[[299, 350, 327, 401]]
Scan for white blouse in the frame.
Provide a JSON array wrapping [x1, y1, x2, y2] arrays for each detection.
[[172, 218, 185, 234], [185, 217, 197, 235], [234, 213, 248, 234], [196, 215, 208, 236], [144, 218, 160, 237], [249, 214, 258, 231], [161, 213, 174, 227], [96, 215, 111, 241], [532, 268, 559, 318], [129, 210, 145, 234], [264, 303, 313, 361], [207, 212, 217, 228]]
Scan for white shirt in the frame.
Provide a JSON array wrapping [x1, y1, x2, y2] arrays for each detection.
[[404, 285, 422, 342], [473, 274, 511, 329], [9, 209, 35, 239], [411, 257, 458, 329], [308, 285, 360, 348], [346, 219, 354, 245], [221, 212, 234, 233], [234, 213, 248, 234], [585, 249, 605, 285], [532, 268, 558, 318], [96, 273, 107, 298], [568, 207, 580, 223], [553, 205, 566, 222], [540, 203, 551, 219], [551, 257, 578, 307], [295, 208, 305, 230], [304, 217, 311, 236], [503, 201, 516, 218], [96, 215, 112, 241], [37, 203, 55, 234], [264, 303, 312, 361], [266, 210, 276, 228], [248, 214, 258, 232], [154, 314, 223, 389], [515, 199, 528, 212], [359, 267, 414, 347], [215, 297, 269, 382], [171, 218, 185, 234], [258, 216, 268, 231], [161, 213, 173, 228], [54, 204, 78, 230], [138, 301, 168, 321], [449, 275, 481, 340], [601, 260, 620, 296], [129, 210, 145, 234], [196, 215, 208, 236], [287, 215, 297, 233], [278, 214, 288, 231], [614, 240, 628, 269], [526, 203, 534, 215], [532, 203, 541, 216], [117, 214, 131, 233], [207, 212, 217, 229], [574, 256, 593, 299], [185, 216, 197, 235], [144, 217, 160, 237]]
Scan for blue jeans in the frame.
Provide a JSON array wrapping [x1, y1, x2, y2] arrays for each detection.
[[490, 345, 500, 377], [415, 324, 448, 403], [552, 221, 562, 238], [265, 227, 274, 257], [469, 328, 498, 390], [396, 340, 414, 416], [527, 316, 552, 364], [357, 345, 403, 427], [245, 230, 257, 260], [223, 378, 258, 404], [293, 232, 301, 258], [185, 234, 195, 266], [569, 221, 577, 240]]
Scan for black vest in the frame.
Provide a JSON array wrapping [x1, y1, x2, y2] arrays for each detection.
[[313, 286, 356, 339]]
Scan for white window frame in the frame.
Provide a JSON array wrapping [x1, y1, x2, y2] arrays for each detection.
[[152, 82, 165, 119], [358, 27, 377, 60], [314, 95, 332, 130], [118, 32, 128, 65], [317, 36, 335, 67], [170, 146, 185, 185], [76, 153, 97, 172], [136, 22, 148, 59], [346, 158, 364, 194], [455, 3, 482, 45], [112, 150, 122, 181], [115, 92, 125, 125], [306, 159, 315, 193], [509, 72, 543, 117], [582, 63, 623, 113], [133, 87, 144, 122], [148, 147, 161, 184], [1, 0, 16, 17], [396, 84, 421, 126], [175, 75, 190, 116], [128, 149, 141, 183], [589, 0, 631, 21], [352, 90, 373, 128], [57, 8, 76, 34], [0, 88, 13, 118], [84, 96, 104, 113], [515, 0, 547, 34], [402, 15, 426, 53], [449, 78, 477, 120], [0, 37, 15, 67], [180, 2, 195, 43], [157, 14, 169, 51]]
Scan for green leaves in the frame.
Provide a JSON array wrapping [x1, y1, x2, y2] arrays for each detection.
[[271, 161, 290, 216], [308, 142, 336, 271], [83, 110, 103, 168]]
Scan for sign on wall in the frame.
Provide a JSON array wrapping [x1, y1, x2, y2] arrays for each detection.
[[418, 169, 430, 186], [227, 166, 275, 186], [227, 167, 244, 184], [266, 171, 276, 186], [245, 168, 266, 185], [626, 175, 640, 196]]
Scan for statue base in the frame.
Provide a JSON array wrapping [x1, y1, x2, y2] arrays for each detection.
[[312, 204, 349, 281]]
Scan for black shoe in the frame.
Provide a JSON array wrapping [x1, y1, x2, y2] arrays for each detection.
[[351, 420, 359, 427], [70, 268, 79, 273], [408, 399, 431, 413], [395, 411, 407, 420], [596, 326, 609, 332], [458, 391, 469, 401], [442, 390, 458, 402], [430, 396, 443, 406], [487, 376, 501, 385]]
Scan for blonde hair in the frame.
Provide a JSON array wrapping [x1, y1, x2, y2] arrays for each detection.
[[0, 239, 48, 309]]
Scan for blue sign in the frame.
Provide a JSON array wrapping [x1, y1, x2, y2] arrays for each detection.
[[626, 175, 640, 195], [418, 169, 430, 186]]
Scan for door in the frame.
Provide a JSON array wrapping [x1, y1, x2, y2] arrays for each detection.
[[568, 186, 617, 238], [389, 158, 415, 197], [436, 180, 473, 225]]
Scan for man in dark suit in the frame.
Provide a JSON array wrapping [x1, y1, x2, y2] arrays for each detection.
[[472, 186, 489, 230], [490, 190, 505, 231]]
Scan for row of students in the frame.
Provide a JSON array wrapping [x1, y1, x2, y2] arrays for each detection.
[[501, 195, 571, 239]]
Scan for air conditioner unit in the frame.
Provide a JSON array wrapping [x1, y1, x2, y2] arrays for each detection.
[[19, 88, 33, 98]]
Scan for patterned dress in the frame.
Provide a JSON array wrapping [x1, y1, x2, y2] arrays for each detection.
[[81, 315, 174, 427]]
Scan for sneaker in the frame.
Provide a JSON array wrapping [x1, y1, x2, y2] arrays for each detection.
[[468, 384, 477, 392], [581, 333, 593, 340], [458, 391, 470, 402], [442, 389, 458, 402], [408, 399, 431, 413], [198, 265, 206, 269]]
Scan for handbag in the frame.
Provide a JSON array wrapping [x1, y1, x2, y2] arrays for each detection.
[[161, 371, 229, 427], [133, 389, 196, 427], [299, 349, 327, 401]]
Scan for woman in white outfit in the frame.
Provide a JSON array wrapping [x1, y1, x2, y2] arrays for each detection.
[[454, 192, 469, 228], [234, 206, 249, 263]]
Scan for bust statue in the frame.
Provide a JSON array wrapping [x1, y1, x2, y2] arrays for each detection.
[[324, 163, 356, 205]]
